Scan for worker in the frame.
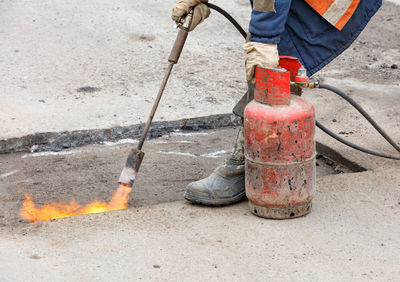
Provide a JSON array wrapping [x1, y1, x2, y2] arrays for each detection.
[[172, 0, 382, 206]]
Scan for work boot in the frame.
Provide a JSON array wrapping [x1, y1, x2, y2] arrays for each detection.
[[184, 126, 246, 206]]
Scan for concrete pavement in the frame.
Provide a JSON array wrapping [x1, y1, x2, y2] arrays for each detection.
[[0, 0, 399, 140], [0, 120, 399, 280], [0, 126, 360, 228], [0, 0, 399, 281], [0, 0, 249, 139], [0, 164, 399, 281]]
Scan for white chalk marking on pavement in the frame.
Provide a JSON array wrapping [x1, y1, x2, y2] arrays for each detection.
[[201, 150, 228, 158], [158, 150, 228, 158], [152, 141, 169, 144], [158, 151, 198, 157], [102, 138, 139, 146], [170, 131, 210, 137], [152, 140, 194, 144], [0, 170, 19, 179], [22, 150, 79, 158]]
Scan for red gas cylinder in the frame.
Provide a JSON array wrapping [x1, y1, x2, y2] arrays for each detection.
[[244, 59, 316, 219]]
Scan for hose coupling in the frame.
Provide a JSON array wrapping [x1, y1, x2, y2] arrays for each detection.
[[289, 66, 321, 88], [306, 79, 320, 88], [291, 78, 320, 89], [175, 9, 194, 31]]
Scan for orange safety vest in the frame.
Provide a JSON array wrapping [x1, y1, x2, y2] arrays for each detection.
[[305, 0, 360, 30]]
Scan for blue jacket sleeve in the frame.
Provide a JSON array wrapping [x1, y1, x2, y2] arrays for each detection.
[[249, 0, 292, 44]]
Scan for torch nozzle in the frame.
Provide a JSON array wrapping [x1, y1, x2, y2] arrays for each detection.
[[118, 148, 145, 187]]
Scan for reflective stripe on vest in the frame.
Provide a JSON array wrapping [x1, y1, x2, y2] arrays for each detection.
[[304, 0, 360, 30]]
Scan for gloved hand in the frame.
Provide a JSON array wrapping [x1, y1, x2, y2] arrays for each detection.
[[172, 0, 210, 32], [243, 41, 280, 82]]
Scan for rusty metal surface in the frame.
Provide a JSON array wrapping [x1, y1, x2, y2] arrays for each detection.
[[168, 29, 189, 64], [278, 56, 302, 81], [254, 67, 291, 106], [249, 200, 312, 219], [280, 56, 303, 96], [244, 65, 316, 219], [245, 160, 316, 206]]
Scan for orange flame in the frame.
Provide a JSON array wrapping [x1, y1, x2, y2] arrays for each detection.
[[19, 185, 132, 223]]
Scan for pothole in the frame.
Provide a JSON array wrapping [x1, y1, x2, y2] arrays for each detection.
[[0, 127, 368, 226], [316, 142, 367, 177]]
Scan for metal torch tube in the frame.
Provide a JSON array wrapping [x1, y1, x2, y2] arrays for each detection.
[[137, 62, 174, 151], [119, 26, 190, 187]]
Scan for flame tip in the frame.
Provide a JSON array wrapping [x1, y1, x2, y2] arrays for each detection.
[[19, 185, 131, 223]]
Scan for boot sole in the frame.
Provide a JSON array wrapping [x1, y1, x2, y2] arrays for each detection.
[[184, 191, 247, 207]]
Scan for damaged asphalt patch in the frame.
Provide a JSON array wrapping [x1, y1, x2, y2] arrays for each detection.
[[0, 126, 368, 228]]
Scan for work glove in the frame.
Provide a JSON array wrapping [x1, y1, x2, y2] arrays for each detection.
[[172, 0, 211, 32], [243, 41, 279, 83]]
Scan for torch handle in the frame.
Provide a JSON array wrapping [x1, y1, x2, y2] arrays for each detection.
[[137, 62, 174, 151], [137, 27, 190, 151], [168, 28, 189, 64], [119, 25, 191, 187]]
